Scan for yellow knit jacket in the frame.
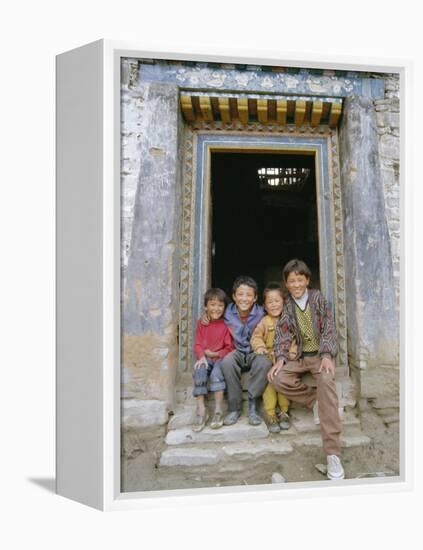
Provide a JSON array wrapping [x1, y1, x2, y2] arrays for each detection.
[[251, 315, 297, 363]]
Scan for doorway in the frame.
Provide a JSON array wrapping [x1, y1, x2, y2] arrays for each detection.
[[210, 151, 319, 300], [178, 129, 348, 378]]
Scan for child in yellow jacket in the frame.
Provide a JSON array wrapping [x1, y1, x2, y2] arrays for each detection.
[[251, 283, 295, 432]]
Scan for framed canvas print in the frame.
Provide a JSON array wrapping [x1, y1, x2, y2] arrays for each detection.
[[56, 40, 410, 510]]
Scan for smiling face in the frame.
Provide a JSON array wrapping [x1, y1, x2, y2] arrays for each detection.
[[264, 289, 284, 318], [233, 284, 257, 316], [285, 271, 310, 300], [205, 298, 226, 320]]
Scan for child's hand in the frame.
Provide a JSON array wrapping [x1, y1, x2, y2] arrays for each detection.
[[267, 360, 284, 382], [194, 357, 208, 369], [319, 356, 335, 375], [200, 313, 210, 326], [204, 349, 219, 358], [256, 347, 267, 355]]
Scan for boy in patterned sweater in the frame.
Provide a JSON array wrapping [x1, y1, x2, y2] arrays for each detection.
[[267, 259, 344, 480]]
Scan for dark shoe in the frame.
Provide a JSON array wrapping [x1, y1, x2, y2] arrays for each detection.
[[223, 410, 241, 426], [210, 411, 224, 429], [266, 414, 281, 433], [248, 398, 262, 426], [278, 411, 291, 430]]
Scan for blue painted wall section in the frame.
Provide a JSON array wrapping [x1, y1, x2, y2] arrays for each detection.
[[339, 95, 399, 398], [139, 61, 385, 99]]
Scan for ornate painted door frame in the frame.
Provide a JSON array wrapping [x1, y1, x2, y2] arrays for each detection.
[[178, 122, 348, 381]]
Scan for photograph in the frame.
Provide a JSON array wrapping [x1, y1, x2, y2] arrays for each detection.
[[119, 54, 400, 492], [4, 0, 422, 546]]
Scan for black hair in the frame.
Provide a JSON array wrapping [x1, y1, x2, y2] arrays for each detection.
[[231, 275, 258, 297], [282, 259, 312, 282], [204, 288, 229, 307], [263, 282, 284, 301]]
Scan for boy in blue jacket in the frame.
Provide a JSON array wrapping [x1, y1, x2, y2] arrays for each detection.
[[220, 275, 272, 426]]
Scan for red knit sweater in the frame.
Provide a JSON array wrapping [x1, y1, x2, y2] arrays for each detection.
[[193, 318, 234, 360]]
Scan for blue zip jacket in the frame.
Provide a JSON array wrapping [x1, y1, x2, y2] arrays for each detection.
[[224, 303, 264, 353]]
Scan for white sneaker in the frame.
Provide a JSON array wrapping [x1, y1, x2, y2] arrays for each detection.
[[313, 400, 320, 425], [327, 455, 345, 480]]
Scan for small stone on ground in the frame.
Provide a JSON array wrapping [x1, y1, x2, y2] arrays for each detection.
[[315, 463, 328, 475], [271, 472, 286, 484]]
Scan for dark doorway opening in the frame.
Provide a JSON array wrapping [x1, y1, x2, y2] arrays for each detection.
[[210, 151, 319, 301]]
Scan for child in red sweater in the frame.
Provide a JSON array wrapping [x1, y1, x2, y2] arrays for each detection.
[[192, 288, 233, 431]]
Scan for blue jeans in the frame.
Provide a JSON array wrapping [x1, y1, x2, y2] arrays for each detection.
[[192, 358, 226, 397]]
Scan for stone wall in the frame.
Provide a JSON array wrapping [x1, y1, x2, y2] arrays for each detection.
[[375, 75, 400, 311], [121, 59, 184, 457], [370, 74, 400, 434], [337, 74, 400, 449], [121, 58, 144, 284], [339, 92, 399, 370]]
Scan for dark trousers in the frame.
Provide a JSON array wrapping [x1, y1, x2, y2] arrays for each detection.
[[220, 350, 272, 412]]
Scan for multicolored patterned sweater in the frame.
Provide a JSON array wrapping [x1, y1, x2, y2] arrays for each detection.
[[274, 288, 337, 361]]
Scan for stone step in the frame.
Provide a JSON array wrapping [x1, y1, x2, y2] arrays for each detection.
[[156, 405, 373, 486], [165, 416, 270, 445], [289, 407, 361, 434], [161, 429, 370, 468], [160, 447, 221, 467], [167, 404, 362, 441], [294, 433, 372, 449], [221, 439, 294, 459], [168, 403, 360, 432], [159, 439, 294, 467], [157, 432, 374, 487], [168, 401, 259, 429]]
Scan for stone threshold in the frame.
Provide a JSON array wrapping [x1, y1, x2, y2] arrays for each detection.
[[159, 405, 370, 469], [167, 405, 361, 443]]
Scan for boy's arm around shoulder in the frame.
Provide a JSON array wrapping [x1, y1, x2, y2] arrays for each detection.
[[268, 313, 292, 382], [250, 317, 267, 354], [218, 325, 234, 358], [273, 308, 295, 362], [223, 303, 236, 329]]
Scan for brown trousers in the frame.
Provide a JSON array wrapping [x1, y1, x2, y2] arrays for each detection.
[[271, 354, 341, 456]]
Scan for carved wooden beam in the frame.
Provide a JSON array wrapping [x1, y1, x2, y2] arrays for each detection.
[[311, 100, 323, 127], [237, 98, 249, 124], [295, 100, 306, 126], [276, 99, 287, 125], [199, 95, 213, 122], [218, 96, 231, 123], [180, 95, 195, 122], [181, 92, 343, 127], [328, 102, 342, 128], [257, 98, 268, 124]]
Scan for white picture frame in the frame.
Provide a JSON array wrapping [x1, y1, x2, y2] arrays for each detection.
[[56, 39, 411, 511]]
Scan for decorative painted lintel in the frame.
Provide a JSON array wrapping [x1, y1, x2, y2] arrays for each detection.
[[138, 61, 385, 99]]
